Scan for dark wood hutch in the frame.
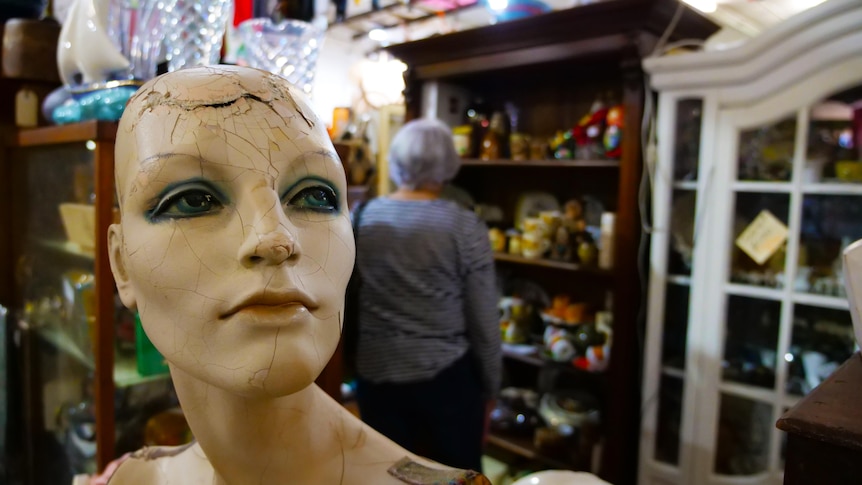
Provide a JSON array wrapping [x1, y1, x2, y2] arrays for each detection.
[[385, 2, 718, 483]]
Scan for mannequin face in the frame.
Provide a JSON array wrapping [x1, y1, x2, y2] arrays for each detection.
[[109, 66, 353, 398]]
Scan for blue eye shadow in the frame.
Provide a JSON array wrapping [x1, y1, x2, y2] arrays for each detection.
[[145, 177, 230, 223], [281, 176, 341, 208]]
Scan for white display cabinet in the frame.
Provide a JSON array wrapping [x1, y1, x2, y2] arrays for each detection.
[[639, 1, 862, 484]]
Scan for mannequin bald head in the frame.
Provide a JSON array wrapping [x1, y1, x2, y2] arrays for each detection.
[[108, 65, 353, 398]]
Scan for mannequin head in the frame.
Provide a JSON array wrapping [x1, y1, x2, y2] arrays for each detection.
[[108, 66, 353, 399]]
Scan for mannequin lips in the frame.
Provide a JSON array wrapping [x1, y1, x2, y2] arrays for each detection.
[[221, 290, 319, 327]]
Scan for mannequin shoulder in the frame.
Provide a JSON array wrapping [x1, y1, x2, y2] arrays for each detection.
[[387, 457, 491, 485], [339, 411, 489, 485], [344, 455, 490, 485], [108, 442, 215, 485]]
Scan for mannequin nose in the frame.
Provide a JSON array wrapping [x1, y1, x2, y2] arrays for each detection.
[[239, 228, 298, 266], [237, 198, 299, 266]]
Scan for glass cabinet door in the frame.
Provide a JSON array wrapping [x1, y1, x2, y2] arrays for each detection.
[[713, 83, 860, 482], [10, 127, 177, 484], [13, 141, 101, 483], [641, 97, 704, 485]]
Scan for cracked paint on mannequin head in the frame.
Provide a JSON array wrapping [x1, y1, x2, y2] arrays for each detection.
[[109, 66, 354, 399]]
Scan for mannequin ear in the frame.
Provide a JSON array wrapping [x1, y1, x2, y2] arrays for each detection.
[[108, 223, 137, 309]]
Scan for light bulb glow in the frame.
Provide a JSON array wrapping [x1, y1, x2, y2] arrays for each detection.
[[488, 0, 508, 12], [682, 0, 716, 13], [368, 28, 388, 42]]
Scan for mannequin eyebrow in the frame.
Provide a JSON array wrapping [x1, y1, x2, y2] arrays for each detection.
[[140, 150, 341, 170], [294, 149, 342, 166], [138, 152, 217, 170]]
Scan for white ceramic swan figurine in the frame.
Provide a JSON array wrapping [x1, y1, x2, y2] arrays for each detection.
[[57, 0, 130, 85]]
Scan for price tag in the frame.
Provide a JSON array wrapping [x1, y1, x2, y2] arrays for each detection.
[[735, 210, 789, 265]]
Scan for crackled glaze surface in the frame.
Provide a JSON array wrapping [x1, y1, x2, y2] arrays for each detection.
[[106, 66, 455, 485]]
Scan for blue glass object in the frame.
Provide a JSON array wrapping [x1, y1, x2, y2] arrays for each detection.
[[52, 85, 139, 125], [490, 0, 551, 22]]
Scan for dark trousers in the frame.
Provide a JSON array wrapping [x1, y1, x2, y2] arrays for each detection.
[[356, 353, 486, 472]]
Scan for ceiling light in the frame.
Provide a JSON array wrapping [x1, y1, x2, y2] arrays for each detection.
[[793, 0, 826, 8], [368, 28, 388, 41], [488, 0, 508, 12], [682, 0, 716, 13]]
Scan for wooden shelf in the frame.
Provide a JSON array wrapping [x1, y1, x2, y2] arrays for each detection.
[[502, 344, 605, 379], [461, 158, 619, 168], [493, 252, 613, 276], [487, 432, 577, 471], [12, 120, 118, 147], [384, 5, 720, 483]]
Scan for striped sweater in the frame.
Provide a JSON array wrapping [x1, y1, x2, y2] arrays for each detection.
[[353, 197, 501, 397]]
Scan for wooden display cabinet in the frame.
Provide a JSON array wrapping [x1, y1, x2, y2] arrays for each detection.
[[1, 120, 348, 484], [639, 1, 862, 484], [2, 122, 177, 484], [384, 1, 718, 484]]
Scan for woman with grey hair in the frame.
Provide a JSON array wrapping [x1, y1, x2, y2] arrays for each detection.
[[352, 117, 501, 472]]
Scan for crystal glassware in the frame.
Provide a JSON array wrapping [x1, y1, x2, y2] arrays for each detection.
[[236, 18, 326, 95], [115, 0, 231, 81]]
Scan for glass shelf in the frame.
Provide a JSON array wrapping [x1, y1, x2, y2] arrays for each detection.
[[35, 238, 95, 260], [36, 326, 93, 369], [34, 326, 170, 388], [113, 358, 171, 388]]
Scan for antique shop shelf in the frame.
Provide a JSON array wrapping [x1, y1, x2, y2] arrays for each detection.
[[36, 326, 94, 369], [487, 432, 575, 471], [35, 238, 95, 260], [460, 158, 620, 168], [14, 120, 117, 147], [501, 344, 605, 380], [35, 326, 170, 388], [493, 252, 613, 276], [113, 357, 171, 388]]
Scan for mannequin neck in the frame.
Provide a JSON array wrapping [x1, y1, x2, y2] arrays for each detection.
[[169, 365, 360, 485]]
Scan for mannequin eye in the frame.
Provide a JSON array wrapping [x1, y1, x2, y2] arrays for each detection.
[[148, 183, 225, 221], [285, 182, 339, 212]]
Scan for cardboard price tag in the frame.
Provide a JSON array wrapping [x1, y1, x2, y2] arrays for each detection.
[[735, 210, 789, 265]]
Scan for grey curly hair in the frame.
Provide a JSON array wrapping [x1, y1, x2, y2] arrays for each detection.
[[388, 118, 461, 189]]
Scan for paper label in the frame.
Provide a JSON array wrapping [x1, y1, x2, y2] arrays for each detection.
[[735, 210, 789, 265]]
